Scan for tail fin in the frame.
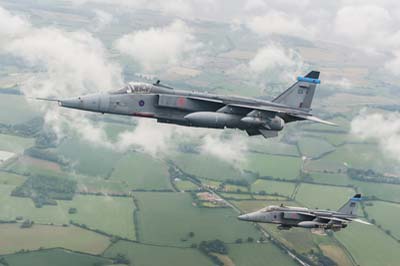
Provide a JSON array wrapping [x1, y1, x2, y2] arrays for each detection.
[[272, 71, 320, 110], [337, 194, 361, 216]]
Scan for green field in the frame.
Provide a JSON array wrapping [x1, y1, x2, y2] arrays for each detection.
[[227, 243, 298, 266], [59, 195, 136, 239], [111, 152, 171, 190], [297, 137, 335, 158], [247, 138, 299, 156], [295, 183, 355, 210], [220, 193, 252, 200], [336, 222, 400, 266], [309, 172, 351, 186], [175, 180, 199, 191], [104, 240, 213, 266], [317, 143, 396, 173], [172, 153, 242, 180], [134, 192, 260, 246], [76, 176, 130, 194], [5, 156, 63, 178], [251, 179, 296, 197], [0, 186, 135, 239], [365, 201, 400, 239], [351, 181, 400, 203], [0, 224, 110, 255], [0, 134, 35, 153], [243, 153, 302, 180], [3, 248, 112, 266], [0, 95, 40, 124], [0, 171, 26, 186], [56, 136, 124, 177]]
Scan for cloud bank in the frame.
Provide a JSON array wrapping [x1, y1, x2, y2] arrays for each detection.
[[351, 110, 400, 162], [114, 20, 201, 72]]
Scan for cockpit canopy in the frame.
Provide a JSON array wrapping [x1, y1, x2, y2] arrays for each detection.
[[261, 206, 280, 212], [111, 82, 153, 94]]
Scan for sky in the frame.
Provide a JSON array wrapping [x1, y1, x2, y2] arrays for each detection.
[[1, 0, 400, 164]]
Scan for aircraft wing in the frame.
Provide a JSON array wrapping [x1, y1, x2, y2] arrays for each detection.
[[316, 216, 350, 223], [227, 103, 309, 115], [187, 96, 336, 126], [289, 114, 337, 126], [350, 218, 372, 225]]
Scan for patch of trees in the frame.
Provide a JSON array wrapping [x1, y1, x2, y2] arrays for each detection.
[[113, 254, 130, 264], [347, 168, 400, 184], [0, 257, 9, 266], [34, 130, 58, 148], [222, 179, 249, 188], [24, 147, 67, 166], [11, 175, 77, 208], [20, 219, 34, 229], [68, 208, 77, 214], [0, 118, 44, 138], [199, 239, 228, 255]]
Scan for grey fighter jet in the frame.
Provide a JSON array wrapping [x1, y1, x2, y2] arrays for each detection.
[[238, 194, 371, 231], [40, 71, 335, 138]]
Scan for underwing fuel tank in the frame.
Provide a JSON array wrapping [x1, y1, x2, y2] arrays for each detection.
[[241, 116, 285, 131], [297, 221, 322, 228], [184, 112, 242, 128]]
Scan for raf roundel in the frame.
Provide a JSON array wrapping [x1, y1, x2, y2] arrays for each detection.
[[138, 100, 145, 107]]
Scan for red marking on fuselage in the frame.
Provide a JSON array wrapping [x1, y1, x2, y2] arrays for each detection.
[[177, 96, 186, 107], [132, 112, 155, 118]]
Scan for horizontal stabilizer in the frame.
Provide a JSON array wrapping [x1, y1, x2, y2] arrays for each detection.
[[259, 129, 279, 139]]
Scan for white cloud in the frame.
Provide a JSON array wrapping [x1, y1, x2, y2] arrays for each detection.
[[334, 5, 394, 50], [7, 28, 123, 98], [114, 20, 201, 72], [201, 134, 247, 165], [92, 10, 113, 32], [229, 44, 303, 88], [0, 6, 30, 40], [246, 10, 315, 39], [351, 110, 400, 162]]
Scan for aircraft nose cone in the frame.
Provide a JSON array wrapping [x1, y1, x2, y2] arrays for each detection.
[[59, 93, 109, 113], [238, 214, 250, 221], [60, 97, 83, 109]]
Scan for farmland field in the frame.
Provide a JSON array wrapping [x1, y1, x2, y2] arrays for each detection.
[[0, 186, 136, 240], [172, 153, 242, 180], [365, 201, 400, 239], [244, 153, 302, 180], [0, 224, 110, 255], [0, 171, 26, 186], [104, 240, 213, 266], [3, 248, 112, 266], [56, 136, 124, 177], [0, 95, 40, 124], [227, 243, 298, 266], [336, 222, 400, 266], [251, 179, 296, 197], [0, 134, 35, 153], [295, 183, 355, 210], [111, 152, 171, 190], [59, 195, 136, 239], [351, 181, 400, 203], [297, 137, 335, 158], [134, 192, 261, 245]]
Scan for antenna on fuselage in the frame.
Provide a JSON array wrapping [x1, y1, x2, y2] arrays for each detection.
[[153, 80, 174, 90]]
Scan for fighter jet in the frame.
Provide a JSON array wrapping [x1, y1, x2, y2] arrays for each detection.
[[238, 194, 371, 231], [39, 71, 335, 138]]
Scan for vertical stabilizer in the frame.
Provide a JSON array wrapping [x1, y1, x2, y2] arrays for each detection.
[[338, 194, 361, 216], [272, 71, 320, 110]]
